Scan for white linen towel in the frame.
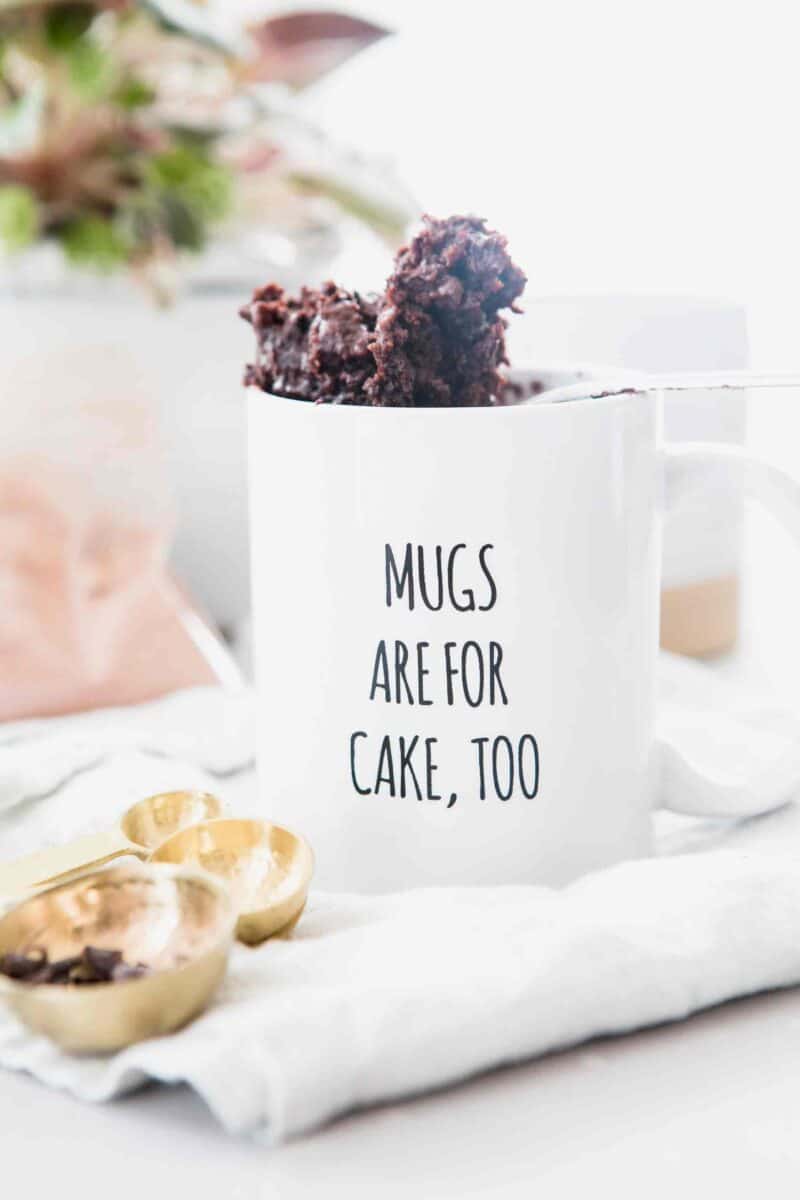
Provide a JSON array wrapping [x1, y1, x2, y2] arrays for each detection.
[[1, 657, 800, 1142]]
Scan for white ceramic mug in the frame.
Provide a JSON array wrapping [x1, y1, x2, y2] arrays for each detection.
[[248, 366, 800, 892]]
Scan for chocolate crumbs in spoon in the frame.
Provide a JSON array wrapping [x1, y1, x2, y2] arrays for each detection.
[[1, 946, 151, 985]]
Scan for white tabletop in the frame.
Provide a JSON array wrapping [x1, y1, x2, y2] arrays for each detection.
[[3, 392, 800, 1196], [2, 985, 800, 1198]]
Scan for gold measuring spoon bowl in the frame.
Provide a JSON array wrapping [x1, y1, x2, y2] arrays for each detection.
[[0, 790, 223, 899], [151, 819, 314, 946], [0, 862, 235, 1053]]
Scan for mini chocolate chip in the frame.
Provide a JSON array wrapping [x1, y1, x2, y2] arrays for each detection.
[[0, 952, 44, 980], [1, 946, 152, 986]]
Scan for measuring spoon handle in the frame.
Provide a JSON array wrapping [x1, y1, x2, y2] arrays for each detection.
[[0, 829, 143, 900]]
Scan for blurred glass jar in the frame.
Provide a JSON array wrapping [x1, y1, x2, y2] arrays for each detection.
[[509, 295, 748, 658]]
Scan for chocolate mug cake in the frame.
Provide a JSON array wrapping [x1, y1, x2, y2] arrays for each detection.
[[240, 215, 527, 407]]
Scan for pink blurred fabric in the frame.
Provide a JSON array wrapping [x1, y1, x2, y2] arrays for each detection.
[[0, 463, 217, 721]]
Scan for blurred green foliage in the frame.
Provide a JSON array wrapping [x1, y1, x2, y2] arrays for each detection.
[[0, 1, 410, 294], [0, 182, 38, 248]]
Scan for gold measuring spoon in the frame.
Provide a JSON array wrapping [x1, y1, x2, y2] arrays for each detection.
[[151, 818, 314, 945], [0, 862, 235, 1053], [0, 790, 223, 898]]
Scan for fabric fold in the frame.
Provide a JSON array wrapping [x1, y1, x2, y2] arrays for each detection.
[[1, 659, 800, 1141], [3, 850, 800, 1140]]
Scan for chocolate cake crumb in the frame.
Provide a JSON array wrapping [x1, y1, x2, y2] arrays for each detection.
[[240, 282, 379, 404], [497, 377, 546, 404], [241, 214, 526, 407], [367, 215, 526, 407]]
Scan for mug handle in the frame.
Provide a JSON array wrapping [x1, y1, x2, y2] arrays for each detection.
[[659, 441, 800, 817]]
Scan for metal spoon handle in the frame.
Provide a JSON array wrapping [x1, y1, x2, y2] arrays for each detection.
[[533, 370, 800, 406], [0, 829, 143, 899]]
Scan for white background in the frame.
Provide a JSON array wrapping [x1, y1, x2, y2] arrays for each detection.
[[232, 0, 800, 370]]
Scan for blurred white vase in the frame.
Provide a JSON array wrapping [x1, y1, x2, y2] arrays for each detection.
[[0, 230, 345, 632]]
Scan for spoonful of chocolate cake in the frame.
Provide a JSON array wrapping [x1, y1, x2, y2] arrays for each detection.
[[240, 214, 526, 407]]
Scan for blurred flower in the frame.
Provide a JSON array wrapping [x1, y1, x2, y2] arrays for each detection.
[[244, 11, 387, 89], [0, 1, 414, 298]]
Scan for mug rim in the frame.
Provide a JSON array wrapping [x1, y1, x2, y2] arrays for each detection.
[[247, 361, 645, 415]]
